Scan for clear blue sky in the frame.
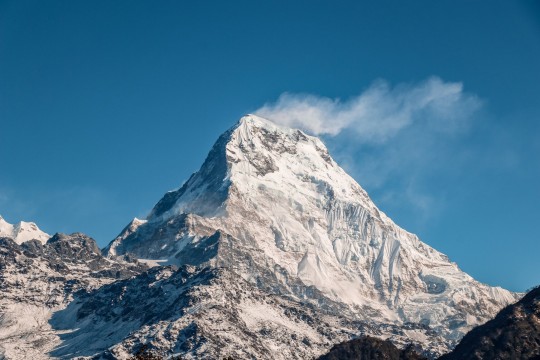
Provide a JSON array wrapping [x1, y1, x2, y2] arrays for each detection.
[[1, 0, 539, 292]]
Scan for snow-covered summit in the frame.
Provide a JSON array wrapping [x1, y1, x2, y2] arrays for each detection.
[[0, 215, 50, 244], [105, 114, 519, 356], [144, 114, 376, 222]]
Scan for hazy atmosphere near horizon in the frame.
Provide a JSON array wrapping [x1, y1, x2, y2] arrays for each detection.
[[1, 0, 539, 294]]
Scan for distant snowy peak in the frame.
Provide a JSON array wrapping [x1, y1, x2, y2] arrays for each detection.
[[0, 215, 50, 244]]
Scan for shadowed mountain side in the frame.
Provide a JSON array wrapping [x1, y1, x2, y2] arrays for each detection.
[[439, 285, 540, 360]]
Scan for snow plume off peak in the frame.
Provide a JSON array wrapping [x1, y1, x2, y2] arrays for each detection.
[[254, 77, 482, 142]]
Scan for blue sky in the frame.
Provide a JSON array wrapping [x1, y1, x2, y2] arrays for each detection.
[[1, 0, 539, 292]]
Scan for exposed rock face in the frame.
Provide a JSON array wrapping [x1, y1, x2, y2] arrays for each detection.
[[440, 285, 540, 360], [318, 336, 427, 360], [0, 233, 148, 359], [103, 115, 519, 357]]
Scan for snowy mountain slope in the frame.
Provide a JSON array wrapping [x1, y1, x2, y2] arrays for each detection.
[[105, 114, 519, 356], [0, 233, 147, 359], [0, 215, 50, 244]]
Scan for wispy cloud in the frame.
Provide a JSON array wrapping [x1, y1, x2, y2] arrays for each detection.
[[255, 77, 481, 143], [256, 77, 484, 229]]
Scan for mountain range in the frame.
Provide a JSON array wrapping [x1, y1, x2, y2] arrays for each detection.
[[0, 115, 524, 359]]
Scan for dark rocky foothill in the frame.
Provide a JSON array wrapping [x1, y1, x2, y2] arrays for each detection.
[[318, 336, 427, 360], [439, 286, 540, 360]]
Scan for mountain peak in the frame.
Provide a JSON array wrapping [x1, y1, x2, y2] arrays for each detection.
[[234, 113, 328, 153], [0, 215, 50, 244], [238, 113, 276, 128], [106, 114, 519, 356], [237, 114, 310, 138], [145, 115, 339, 222]]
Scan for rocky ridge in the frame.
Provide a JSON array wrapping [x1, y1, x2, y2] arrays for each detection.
[[0, 233, 147, 359]]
